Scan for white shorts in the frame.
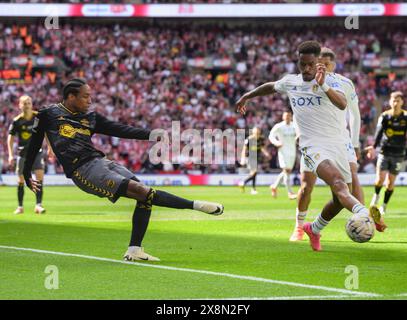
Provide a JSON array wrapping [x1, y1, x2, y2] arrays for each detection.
[[278, 152, 296, 170], [300, 144, 352, 184], [345, 142, 357, 164]]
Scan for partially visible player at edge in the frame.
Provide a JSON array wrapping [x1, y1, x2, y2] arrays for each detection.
[[7, 95, 47, 214], [366, 91, 407, 228], [23, 78, 224, 262], [239, 127, 270, 195], [236, 41, 383, 251], [289, 47, 365, 241], [268, 111, 297, 200]]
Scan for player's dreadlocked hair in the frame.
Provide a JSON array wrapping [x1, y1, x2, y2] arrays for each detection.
[[62, 78, 87, 100], [297, 41, 321, 56], [320, 47, 336, 61]]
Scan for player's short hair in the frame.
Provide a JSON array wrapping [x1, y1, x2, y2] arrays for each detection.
[[63, 78, 87, 100], [298, 41, 321, 56], [390, 91, 404, 101], [320, 47, 336, 61], [19, 95, 32, 103]]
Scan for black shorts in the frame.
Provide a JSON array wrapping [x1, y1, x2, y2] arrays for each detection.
[[377, 154, 405, 175], [72, 157, 138, 203], [16, 152, 44, 176]]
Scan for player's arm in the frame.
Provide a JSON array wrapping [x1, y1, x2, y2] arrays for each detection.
[[261, 146, 271, 158], [268, 126, 282, 148], [94, 113, 151, 140], [23, 113, 46, 192], [348, 92, 361, 155], [365, 115, 383, 159], [316, 64, 347, 110], [236, 82, 276, 115], [7, 121, 17, 167], [7, 134, 15, 167], [240, 139, 249, 165]]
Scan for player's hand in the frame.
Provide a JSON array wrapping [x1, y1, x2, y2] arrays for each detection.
[[364, 146, 375, 159], [8, 155, 15, 165], [315, 63, 326, 86], [274, 141, 283, 148], [8, 156, 15, 170], [28, 178, 41, 194], [236, 95, 248, 115]]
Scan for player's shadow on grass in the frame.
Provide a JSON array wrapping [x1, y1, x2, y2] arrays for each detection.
[[2, 219, 407, 268]]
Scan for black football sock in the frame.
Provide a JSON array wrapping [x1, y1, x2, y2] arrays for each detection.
[[252, 172, 257, 190], [244, 173, 256, 185], [129, 203, 152, 247], [374, 185, 382, 195], [151, 189, 194, 209], [384, 189, 394, 204], [17, 183, 24, 207], [36, 181, 43, 205]]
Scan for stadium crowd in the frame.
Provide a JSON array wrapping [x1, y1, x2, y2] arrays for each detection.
[[1, 21, 406, 175], [5, 1, 407, 3]]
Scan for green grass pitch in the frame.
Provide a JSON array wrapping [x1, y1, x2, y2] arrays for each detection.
[[0, 185, 406, 300]]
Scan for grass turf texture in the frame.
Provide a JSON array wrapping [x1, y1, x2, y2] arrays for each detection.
[[0, 185, 406, 300]]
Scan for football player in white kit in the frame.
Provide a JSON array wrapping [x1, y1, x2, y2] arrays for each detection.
[[269, 111, 298, 200], [236, 41, 383, 251], [289, 47, 366, 242]]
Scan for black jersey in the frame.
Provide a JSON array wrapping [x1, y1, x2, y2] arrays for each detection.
[[373, 110, 407, 157], [8, 112, 42, 157], [245, 135, 266, 158], [23, 103, 151, 183]]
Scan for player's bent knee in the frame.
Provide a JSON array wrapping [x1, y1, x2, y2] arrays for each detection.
[[126, 180, 151, 201]]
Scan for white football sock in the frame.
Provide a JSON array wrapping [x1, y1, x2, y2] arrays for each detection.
[[296, 208, 307, 228], [311, 214, 329, 234], [352, 203, 369, 216]]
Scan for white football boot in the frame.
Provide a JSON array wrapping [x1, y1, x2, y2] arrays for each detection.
[[124, 247, 160, 262], [193, 201, 224, 215]]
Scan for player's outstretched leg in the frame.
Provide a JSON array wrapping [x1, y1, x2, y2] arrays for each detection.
[[124, 181, 224, 261]]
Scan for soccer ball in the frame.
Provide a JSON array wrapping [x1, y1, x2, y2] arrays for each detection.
[[345, 214, 375, 243]]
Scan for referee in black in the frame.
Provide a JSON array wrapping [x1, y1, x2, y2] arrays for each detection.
[[366, 91, 407, 231], [23, 78, 224, 261]]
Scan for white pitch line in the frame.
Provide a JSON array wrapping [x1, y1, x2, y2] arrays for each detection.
[[0, 245, 379, 297], [191, 295, 367, 300]]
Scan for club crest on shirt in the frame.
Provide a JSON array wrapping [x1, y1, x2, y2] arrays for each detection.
[[106, 179, 115, 188], [312, 85, 319, 93], [21, 132, 31, 140]]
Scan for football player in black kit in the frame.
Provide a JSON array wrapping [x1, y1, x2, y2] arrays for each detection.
[[7, 95, 46, 214], [366, 91, 407, 232], [23, 78, 224, 262]]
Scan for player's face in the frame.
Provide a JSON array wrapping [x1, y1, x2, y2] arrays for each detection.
[[318, 56, 335, 73], [283, 112, 292, 123], [390, 95, 404, 110], [298, 54, 317, 82], [70, 85, 92, 113], [19, 98, 33, 113], [253, 128, 260, 138]]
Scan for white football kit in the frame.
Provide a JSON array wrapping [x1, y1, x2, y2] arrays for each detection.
[[274, 73, 352, 183], [269, 121, 297, 169]]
